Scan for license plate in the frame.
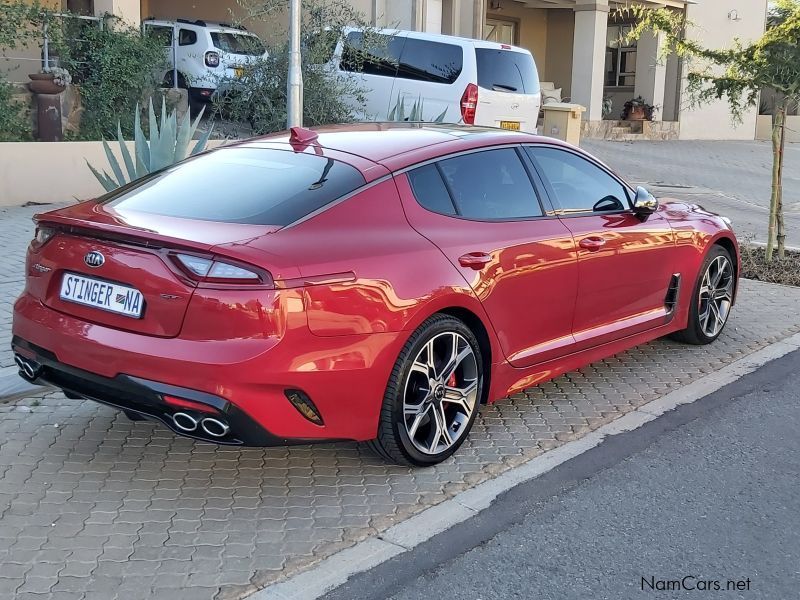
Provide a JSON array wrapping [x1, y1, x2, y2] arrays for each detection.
[[234, 67, 244, 78], [500, 121, 521, 131], [60, 273, 144, 319]]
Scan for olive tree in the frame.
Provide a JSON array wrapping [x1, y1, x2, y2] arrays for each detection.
[[624, 0, 800, 261]]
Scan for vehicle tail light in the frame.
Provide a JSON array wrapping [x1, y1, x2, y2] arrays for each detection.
[[205, 51, 221, 67], [172, 253, 273, 287], [163, 395, 220, 414], [32, 225, 55, 249], [460, 83, 478, 125]]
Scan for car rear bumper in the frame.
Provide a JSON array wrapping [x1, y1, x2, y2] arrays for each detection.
[[12, 294, 404, 444], [12, 336, 295, 446]]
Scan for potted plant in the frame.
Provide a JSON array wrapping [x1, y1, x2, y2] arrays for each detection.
[[621, 96, 658, 121], [28, 67, 71, 95]]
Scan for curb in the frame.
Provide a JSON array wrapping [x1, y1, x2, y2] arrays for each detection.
[[249, 331, 800, 600]]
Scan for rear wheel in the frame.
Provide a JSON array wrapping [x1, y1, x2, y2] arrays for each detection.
[[368, 315, 483, 466], [671, 245, 735, 345]]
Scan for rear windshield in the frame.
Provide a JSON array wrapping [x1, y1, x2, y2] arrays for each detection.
[[103, 148, 366, 226], [475, 49, 540, 94], [210, 32, 265, 55]]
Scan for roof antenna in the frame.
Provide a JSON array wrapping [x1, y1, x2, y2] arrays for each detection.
[[289, 127, 319, 145]]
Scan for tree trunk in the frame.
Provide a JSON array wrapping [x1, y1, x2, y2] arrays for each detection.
[[767, 104, 785, 263], [776, 99, 788, 259]]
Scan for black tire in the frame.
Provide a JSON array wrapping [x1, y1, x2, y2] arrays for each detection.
[[368, 314, 484, 467], [671, 244, 735, 345], [123, 410, 147, 422]]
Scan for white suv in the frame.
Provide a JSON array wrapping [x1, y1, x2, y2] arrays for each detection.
[[143, 19, 268, 110], [325, 28, 541, 133]]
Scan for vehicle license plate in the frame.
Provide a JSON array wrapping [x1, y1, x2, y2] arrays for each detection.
[[500, 121, 521, 131], [60, 273, 144, 319], [234, 67, 244, 78]]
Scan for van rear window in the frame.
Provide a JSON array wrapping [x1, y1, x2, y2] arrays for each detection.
[[475, 49, 540, 94], [103, 148, 366, 226]]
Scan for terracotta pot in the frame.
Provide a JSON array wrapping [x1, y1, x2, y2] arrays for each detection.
[[625, 105, 647, 121], [28, 73, 65, 95]]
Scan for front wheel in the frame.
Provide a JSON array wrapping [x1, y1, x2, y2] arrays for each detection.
[[671, 244, 735, 345], [368, 315, 484, 466]]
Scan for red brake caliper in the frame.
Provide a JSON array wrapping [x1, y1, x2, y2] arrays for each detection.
[[446, 372, 457, 387]]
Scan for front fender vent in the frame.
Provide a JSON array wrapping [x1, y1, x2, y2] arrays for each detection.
[[665, 273, 682, 318]]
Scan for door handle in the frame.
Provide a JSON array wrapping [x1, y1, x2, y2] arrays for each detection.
[[579, 237, 606, 252], [458, 252, 492, 270]]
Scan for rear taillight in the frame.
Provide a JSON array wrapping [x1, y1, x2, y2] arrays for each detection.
[[460, 83, 478, 125], [205, 51, 221, 67], [172, 253, 273, 287], [33, 225, 55, 247]]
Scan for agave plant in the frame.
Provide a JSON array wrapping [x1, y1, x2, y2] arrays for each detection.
[[387, 94, 447, 123], [88, 97, 213, 192]]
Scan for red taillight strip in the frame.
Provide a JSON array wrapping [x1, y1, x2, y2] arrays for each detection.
[[163, 395, 220, 414]]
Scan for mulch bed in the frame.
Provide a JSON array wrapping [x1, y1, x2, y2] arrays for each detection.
[[740, 244, 800, 287]]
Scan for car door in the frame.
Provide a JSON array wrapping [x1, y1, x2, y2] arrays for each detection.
[[396, 147, 579, 367], [526, 146, 676, 350]]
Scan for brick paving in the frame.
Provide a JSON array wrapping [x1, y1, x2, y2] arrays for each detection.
[[0, 279, 798, 599], [1, 150, 800, 599]]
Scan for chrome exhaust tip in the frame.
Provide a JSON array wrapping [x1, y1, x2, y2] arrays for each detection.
[[200, 417, 230, 438], [14, 354, 41, 381], [172, 412, 199, 432]]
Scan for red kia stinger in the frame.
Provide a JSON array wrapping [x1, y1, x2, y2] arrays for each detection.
[[12, 123, 739, 466]]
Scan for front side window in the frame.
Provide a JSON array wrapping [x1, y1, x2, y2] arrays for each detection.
[[103, 148, 365, 226], [527, 147, 630, 214], [145, 25, 173, 47], [413, 149, 542, 221]]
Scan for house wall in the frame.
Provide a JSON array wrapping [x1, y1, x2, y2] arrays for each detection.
[[544, 9, 573, 99], [486, 4, 548, 80], [679, 0, 768, 140], [0, 0, 62, 83]]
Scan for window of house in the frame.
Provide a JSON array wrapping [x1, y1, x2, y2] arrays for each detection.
[[527, 147, 631, 214], [605, 25, 636, 87], [484, 18, 517, 45]]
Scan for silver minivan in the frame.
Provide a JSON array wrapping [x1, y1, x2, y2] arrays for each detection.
[[326, 28, 541, 133]]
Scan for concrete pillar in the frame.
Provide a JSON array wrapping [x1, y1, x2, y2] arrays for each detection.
[[634, 31, 667, 121], [570, 0, 608, 121], [94, 0, 141, 27]]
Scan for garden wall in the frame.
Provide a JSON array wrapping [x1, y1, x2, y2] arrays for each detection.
[[0, 139, 227, 207]]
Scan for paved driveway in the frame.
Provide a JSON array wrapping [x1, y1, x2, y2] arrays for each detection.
[[2, 279, 800, 600], [582, 139, 800, 247]]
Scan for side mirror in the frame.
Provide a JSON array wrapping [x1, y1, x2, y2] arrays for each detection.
[[633, 186, 658, 220]]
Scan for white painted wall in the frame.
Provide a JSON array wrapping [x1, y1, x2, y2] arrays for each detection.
[[425, 0, 443, 33], [679, 0, 768, 140]]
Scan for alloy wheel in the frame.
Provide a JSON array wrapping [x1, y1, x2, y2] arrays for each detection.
[[402, 331, 479, 455], [698, 254, 734, 338]]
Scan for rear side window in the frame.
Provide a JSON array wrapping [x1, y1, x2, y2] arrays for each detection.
[[397, 38, 463, 84], [409, 149, 542, 220], [340, 32, 403, 77], [145, 25, 173, 47], [103, 148, 366, 226], [210, 32, 265, 55], [475, 49, 540, 94], [407, 164, 456, 215], [178, 29, 196, 46]]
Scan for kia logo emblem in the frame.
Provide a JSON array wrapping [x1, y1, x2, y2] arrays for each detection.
[[84, 251, 105, 268]]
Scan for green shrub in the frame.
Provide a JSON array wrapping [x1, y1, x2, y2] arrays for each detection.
[[0, 80, 31, 141], [56, 20, 166, 139]]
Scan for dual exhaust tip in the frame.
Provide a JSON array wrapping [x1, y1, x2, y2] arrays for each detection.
[[15, 354, 42, 381], [172, 412, 230, 438]]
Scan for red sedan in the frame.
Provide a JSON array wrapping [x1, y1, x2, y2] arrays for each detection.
[[12, 124, 738, 466]]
